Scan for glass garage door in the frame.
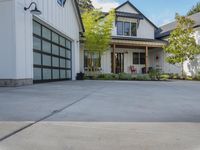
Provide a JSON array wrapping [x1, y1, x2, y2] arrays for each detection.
[[33, 20, 72, 83]]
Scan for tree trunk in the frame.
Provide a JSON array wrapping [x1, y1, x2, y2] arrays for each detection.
[[181, 61, 184, 79]]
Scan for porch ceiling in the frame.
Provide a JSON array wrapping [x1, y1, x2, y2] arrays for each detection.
[[111, 36, 167, 48]]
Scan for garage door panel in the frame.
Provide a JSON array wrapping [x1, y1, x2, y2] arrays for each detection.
[[33, 20, 72, 82]]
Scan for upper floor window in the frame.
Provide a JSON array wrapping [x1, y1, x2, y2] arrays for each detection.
[[131, 23, 137, 36], [116, 21, 123, 35], [124, 22, 130, 36], [116, 21, 137, 36]]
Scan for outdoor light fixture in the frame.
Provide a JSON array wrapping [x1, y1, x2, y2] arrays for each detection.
[[24, 2, 42, 15]]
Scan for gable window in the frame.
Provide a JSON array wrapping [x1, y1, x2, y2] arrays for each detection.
[[133, 52, 145, 65], [131, 23, 137, 36], [116, 21, 123, 35], [116, 21, 137, 36], [124, 22, 130, 36]]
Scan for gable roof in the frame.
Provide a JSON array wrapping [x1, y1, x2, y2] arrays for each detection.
[[156, 12, 200, 39], [115, 1, 158, 29]]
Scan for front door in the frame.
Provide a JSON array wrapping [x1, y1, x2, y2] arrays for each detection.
[[111, 53, 124, 73]]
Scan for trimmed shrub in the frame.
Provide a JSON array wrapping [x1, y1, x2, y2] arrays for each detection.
[[193, 72, 200, 80], [160, 74, 170, 80], [135, 74, 151, 81], [119, 73, 132, 80], [97, 73, 119, 80], [149, 69, 161, 80]]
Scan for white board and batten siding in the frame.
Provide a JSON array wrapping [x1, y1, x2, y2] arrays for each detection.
[[112, 2, 156, 39], [0, 0, 81, 80]]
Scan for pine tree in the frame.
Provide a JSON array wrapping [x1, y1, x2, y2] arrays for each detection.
[[187, 2, 200, 16]]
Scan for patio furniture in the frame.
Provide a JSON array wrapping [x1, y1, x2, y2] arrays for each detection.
[[129, 65, 137, 74]]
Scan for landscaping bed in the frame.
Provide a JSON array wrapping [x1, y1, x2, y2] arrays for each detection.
[[83, 71, 200, 81]]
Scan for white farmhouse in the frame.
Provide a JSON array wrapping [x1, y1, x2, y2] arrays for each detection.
[[81, 1, 200, 77], [80, 1, 167, 75]]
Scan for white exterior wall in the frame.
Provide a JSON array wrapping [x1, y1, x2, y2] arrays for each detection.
[[101, 48, 147, 74], [0, 0, 16, 79], [148, 48, 164, 71], [101, 50, 112, 73], [0, 0, 81, 80], [112, 3, 155, 39]]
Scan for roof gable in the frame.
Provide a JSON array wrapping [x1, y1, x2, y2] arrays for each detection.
[[115, 1, 158, 29], [116, 2, 139, 14]]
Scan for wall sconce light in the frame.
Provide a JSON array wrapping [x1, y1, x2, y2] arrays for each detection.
[[24, 2, 42, 15], [124, 51, 128, 54]]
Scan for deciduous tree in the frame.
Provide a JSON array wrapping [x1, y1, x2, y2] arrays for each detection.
[[164, 14, 200, 77], [82, 9, 115, 72]]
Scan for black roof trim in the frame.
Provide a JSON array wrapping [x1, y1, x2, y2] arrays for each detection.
[[74, 0, 85, 32], [112, 36, 167, 43], [116, 11, 144, 19], [115, 1, 158, 29]]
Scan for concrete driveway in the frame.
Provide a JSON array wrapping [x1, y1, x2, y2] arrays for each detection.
[[0, 80, 200, 150]]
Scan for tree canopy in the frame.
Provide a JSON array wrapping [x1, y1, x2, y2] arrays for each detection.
[[82, 9, 115, 54], [81, 9, 115, 71], [187, 2, 200, 16], [164, 14, 200, 76]]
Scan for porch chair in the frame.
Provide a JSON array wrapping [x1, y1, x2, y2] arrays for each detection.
[[129, 65, 137, 74]]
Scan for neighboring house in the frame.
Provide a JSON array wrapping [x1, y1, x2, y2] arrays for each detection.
[[80, 1, 167, 74], [0, 0, 84, 86], [156, 12, 200, 76]]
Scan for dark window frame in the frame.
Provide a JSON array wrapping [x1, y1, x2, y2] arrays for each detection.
[[116, 21, 137, 37], [133, 52, 145, 65], [124, 22, 130, 36], [116, 21, 123, 35], [131, 22, 137, 36], [33, 20, 72, 83]]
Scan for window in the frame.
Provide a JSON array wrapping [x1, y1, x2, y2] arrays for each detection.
[[140, 53, 145, 64], [42, 27, 51, 40], [133, 53, 139, 64], [124, 22, 130, 36], [117, 21, 123, 35], [117, 21, 137, 36], [133, 52, 145, 65], [131, 23, 137, 36], [84, 51, 101, 68]]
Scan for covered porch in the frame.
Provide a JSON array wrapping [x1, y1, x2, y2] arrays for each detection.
[[110, 37, 167, 74]]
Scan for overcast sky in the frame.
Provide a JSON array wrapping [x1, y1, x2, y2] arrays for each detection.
[[91, 0, 200, 26]]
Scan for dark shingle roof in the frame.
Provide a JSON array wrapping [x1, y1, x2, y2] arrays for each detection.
[[156, 12, 200, 39]]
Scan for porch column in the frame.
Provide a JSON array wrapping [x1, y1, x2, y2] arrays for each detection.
[[113, 44, 116, 73], [145, 46, 148, 73]]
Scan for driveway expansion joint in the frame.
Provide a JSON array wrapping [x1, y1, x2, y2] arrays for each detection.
[[0, 85, 105, 142]]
